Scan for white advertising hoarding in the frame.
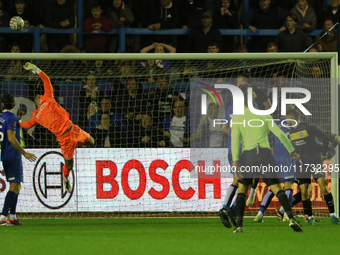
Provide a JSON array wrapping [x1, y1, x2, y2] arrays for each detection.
[[0, 148, 232, 212]]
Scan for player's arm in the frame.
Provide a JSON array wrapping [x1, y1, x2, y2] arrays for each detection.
[[255, 87, 271, 109], [231, 121, 240, 162], [308, 125, 330, 157], [7, 130, 37, 161], [21, 117, 38, 129], [23, 62, 54, 98]]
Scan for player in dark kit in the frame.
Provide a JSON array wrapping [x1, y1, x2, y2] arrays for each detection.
[[0, 94, 37, 226], [286, 108, 339, 225]]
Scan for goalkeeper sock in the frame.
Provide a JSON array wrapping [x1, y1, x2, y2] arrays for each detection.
[[62, 165, 70, 178]]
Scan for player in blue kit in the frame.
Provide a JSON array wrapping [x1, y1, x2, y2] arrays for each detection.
[[0, 94, 36, 226], [254, 117, 296, 222]]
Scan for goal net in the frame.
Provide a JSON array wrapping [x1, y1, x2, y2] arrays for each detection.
[[0, 53, 338, 218]]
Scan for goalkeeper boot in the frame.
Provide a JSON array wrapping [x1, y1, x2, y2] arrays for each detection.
[[233, 227, 243, 233], [275, 208, 284, 222], [10, 218, 23, 225], [63, 176, 72, 193], [218, 208, 231, 228], [289, 219, 303, 232], [331, 215, 339, 225], [227, 208, 237, 228], [254, 215, 263, 223]]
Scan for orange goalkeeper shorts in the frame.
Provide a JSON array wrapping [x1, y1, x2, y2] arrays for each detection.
[[57, 124, 91, 160]]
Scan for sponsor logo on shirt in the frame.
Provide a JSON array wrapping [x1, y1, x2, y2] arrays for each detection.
[[36, 102, 48, 119], [12, 120, 17, 128]]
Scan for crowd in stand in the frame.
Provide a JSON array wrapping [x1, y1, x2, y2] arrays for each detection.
[[0, 0, 338, 53], [0, 0, 333, 149]]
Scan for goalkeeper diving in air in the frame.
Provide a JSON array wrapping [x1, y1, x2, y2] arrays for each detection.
[[21, 62, 95, 193]]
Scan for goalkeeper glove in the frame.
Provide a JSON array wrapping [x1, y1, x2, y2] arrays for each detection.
[[23, 62, 41, 74]]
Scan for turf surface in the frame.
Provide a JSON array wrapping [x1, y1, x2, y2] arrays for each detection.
[[1, 217, 339, 255]]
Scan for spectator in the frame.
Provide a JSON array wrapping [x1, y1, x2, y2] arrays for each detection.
[[107, 0, 135, 53], [236, 44, 248, 52], [4, 44, 22, 81], [140, 0, 180, 30], [275, 13, 312, 52], [321, 0, 340, 27], [192, 103, 226, 148], [148, 73, 184, 124], [158, 100, 190, 148], [241, 0, 287, 52], [117, 76, 148, 121], [90, 113, 123, 148], [109, 60, 135, 99], [88, 60, 114, 76], [180, 0, 204, 30], [213, 0, 240, 52], [139, 0, 180, 47], [289, 0, 316, 32], [83, 4, 111, 53], [45, 0, 75, 52], [0, 5, 9, 52], [127, 112, 169, 148], [86, 97, 124, 134], [8, 0, 35, 52], [140, 42, 175, 72], [315, 20, 337, 52], [9, 0, 35, 25], [78, 74, 105, 129], [267, 42, 278, 52], [186, 11, 222, 53]]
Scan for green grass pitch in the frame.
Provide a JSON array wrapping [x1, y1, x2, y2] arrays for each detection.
[[2, 217, 339, 255]]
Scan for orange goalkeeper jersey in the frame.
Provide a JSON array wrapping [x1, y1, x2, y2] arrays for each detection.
[[21, 71, 73, 138]]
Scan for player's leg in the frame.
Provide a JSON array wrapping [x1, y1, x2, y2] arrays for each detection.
[[63, 159, 73, 193], [222, 176, 239, 210], [269, 182, 302, 232], [233, 180, 251, 233], [246, 177, 259, 206], [219, 151, 239, 228], [1, 182, 21, 226], [8, 183, 22, 225], [219, 175, 238, 228], [316, 176, 339, 225], [299, 181, 315, 225], [254, 187, 274, 222], [1, 160, 24, 226]]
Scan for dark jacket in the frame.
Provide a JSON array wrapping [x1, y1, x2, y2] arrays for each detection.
[[275, 29, 312, 52], [186, 25, 223, 53], [44, 0, 75, 28], [139, 0, 180, 29]]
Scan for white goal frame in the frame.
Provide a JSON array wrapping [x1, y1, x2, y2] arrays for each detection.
[[1, 52, 338, 215]]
